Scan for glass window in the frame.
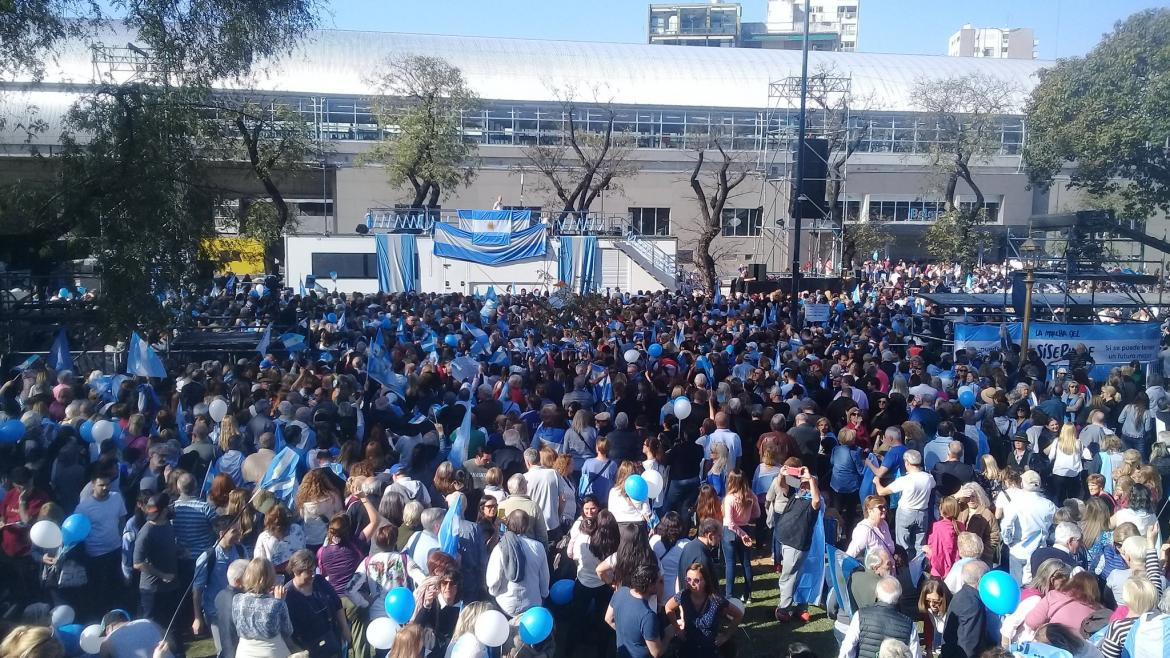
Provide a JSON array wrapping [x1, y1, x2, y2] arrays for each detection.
[[628, 207, 671, 236], [721, 207, 762, 236]]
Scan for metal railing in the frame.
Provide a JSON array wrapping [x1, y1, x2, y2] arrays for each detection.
[[623, 230, 679, 283]]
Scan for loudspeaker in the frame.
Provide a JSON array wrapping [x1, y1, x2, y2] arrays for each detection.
[[790, 138, 830, 220], [748, 264, 767, 280]]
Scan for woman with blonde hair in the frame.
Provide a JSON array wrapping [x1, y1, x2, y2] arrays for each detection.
[[1001, 558, 1071, 646], [1046, 423, 1083, 501], [388, 623, 430, 658], [232, 557, 294, 658], [563, 409, 597, 475], [0, 625, 64, 658], [215, 414, 245, 485], [976, 454, 1005, 500], [1098, 577, 1160, 658], [444, 602, 498, 658], [705, 442, 730, 496], [608, 460, 651, 525], [956, 482, 999, 564], [1080, 495, 1115, 572], [295, 468, 344, 553], [1099, 434, 1126, 495]]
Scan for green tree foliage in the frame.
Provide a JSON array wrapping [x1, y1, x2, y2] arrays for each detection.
[[57, 84, 219, 331], [841, 221, 892, 268], [924, 209, 993, 269], [1024, 9, 1170, 217], [366, 55, 480, 208]]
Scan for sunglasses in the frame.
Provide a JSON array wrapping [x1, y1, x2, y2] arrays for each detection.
[[873, 505, 888, 511], [685, 576, 704, 584]]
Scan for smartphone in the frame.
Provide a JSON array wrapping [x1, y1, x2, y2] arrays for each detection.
[[783, 466, 803, 477]]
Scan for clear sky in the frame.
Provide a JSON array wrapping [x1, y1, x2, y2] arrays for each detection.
[[323, 0, 1166, 60]]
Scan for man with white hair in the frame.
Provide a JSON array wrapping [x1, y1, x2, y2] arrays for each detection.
[[1029, 521, 1084, 576], [941, 560, 989, 658], [1000, 470, 1056, 581], [837, 576, 921, 658], [497, 473, 548, 544], [406, 507, 445, 574], [875, 450, 934, 558]]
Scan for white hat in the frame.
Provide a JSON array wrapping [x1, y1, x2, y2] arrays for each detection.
[[1021, 470, 1043, 491]]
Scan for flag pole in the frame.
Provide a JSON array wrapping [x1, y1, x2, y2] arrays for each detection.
[[789, 0, 812, 327]]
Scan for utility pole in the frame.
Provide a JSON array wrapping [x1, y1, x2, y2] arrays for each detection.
[[789, 0, 811, 326]]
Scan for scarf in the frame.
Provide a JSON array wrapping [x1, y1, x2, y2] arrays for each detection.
[[499, 531, 527, 584]]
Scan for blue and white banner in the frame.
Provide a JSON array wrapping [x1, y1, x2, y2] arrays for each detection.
[[558, 236, 601, 295], [376, 233, 418, 293], [954, 322, 1161, 378], [433, 221, 547, 265], [457, 209, 532, 246]]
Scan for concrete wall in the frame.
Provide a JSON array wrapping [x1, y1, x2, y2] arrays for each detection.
[[283, 234, 674, 295]]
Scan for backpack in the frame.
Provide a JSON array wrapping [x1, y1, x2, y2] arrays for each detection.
[[578, 460, 611, 499], [1123, 612, 1170, 658]]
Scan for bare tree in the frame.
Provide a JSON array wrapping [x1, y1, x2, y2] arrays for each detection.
[[689, 140, 750, 294], [913, 72, 1018, 266], [366, 55, 479, 208], [520, 87, 639, 222]]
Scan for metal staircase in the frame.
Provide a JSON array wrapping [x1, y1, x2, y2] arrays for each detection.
[[614, 231, 678, 290]]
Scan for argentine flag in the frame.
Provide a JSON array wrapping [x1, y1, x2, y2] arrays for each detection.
[[258, 447, 301, 507], [458, 210, 513, 246], [280, 332, 307, 352], [127, 332, 167, 378]]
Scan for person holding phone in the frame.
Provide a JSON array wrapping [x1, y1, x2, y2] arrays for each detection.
[[771, 459, 821, 623]]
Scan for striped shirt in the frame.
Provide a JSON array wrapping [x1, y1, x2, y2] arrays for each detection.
[[1099, 551, 1165, 658], [171, 496, 218, 555]]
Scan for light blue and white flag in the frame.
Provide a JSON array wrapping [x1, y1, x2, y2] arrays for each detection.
[[433, 221, 547, 265], [280, 332, 307, 352], [437, 494, 465, 556], [486, 285, 498, 302], [256, 325, 272, 356], [489, 347, 510, 367], [368, 329, 396, 389], [457, 209, 532, 246], [49, 329, 73, 373], [127, 332, 166, 378], [461, 321, 489, 355], [258, 447, 301, 507]]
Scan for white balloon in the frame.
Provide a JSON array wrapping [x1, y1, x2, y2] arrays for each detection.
[[451, 634, 485, 658], [473, 609, 510, 648], [624, 349, 640, 364], [642, 470, 664, 499], [79, 624, 104, 654], [673, 398, 692, 420], [91, 419, 114, 442], [50, 605, 74, 627], [366, 617, 399, 650], [728, 597, 746, 614], [208, 398, 229, 423], [30, 520, 63, 550]]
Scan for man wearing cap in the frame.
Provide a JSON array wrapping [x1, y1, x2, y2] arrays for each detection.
[[133, 494, 182, 641], [874, 450, 934, 559], [1000, 470, 1056, 581], [100, 608, 172, 658], [387, 464, 432, 507]]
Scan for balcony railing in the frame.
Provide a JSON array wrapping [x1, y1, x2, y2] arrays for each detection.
[[364, 209, 641, 237]]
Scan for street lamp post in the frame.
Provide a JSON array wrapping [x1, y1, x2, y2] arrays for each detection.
[[1019, 238, 1040, 357]]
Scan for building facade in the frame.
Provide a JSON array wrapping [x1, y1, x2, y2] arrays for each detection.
[[765, 0, 859, 51], [648, 2, 742, 47], [2, 28, 1076, 284], [948, 25, 1037, 60]]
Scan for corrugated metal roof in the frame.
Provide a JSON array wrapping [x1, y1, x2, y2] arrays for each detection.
[[22, 27, 1051, 113]]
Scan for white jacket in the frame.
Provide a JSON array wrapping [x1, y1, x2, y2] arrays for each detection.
[[1001, 488, 1055, 576], [486, 535, 549, 617]]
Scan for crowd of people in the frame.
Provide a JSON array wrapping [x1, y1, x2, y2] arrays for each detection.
[[1, 267, 1169, 658]]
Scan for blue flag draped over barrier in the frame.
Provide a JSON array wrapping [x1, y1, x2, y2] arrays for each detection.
[[434, 221, 547, 265], [49, 329, 72, 373]]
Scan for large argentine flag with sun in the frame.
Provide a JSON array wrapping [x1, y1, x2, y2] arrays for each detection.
[[457, 209, 531, 246]]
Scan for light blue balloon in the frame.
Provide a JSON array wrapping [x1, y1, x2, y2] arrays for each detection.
[[79, 420, 94, 443], [56, 623, 82, 653], [518, 606, 554, 645], [624, 474, 649, 502], [384, 586, 415, 625], [327, 312, 338, 323], [647, 343, 663, 358], [58, 287, 71, 298], [61, 514, 91, 546], [444, 334, 459, 347], [329, 271, 338, 280], [958, 389, 976, 408], [549, 579, 575, 605], [978, 570, 1021, 616]]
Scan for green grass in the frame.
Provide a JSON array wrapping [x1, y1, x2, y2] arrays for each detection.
[[181, 557, 840, 658]]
